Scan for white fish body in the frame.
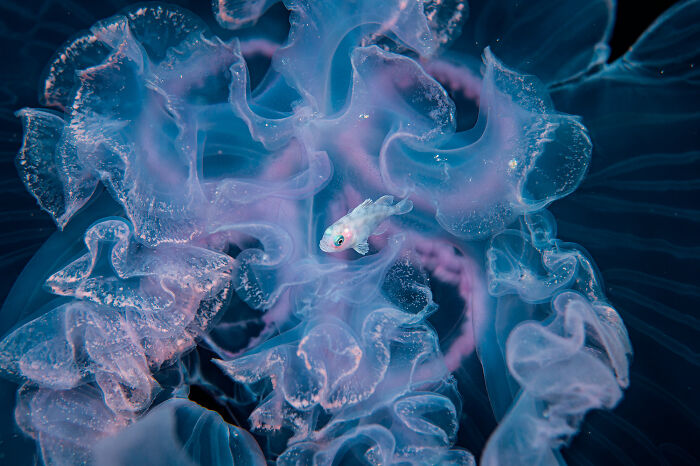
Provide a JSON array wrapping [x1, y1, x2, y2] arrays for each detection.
[[319, 195, 413, 255]]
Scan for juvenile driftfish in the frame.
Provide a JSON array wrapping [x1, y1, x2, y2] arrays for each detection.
[[319, 195, 413, 255]]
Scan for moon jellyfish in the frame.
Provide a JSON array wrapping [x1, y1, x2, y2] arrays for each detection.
[[0, 0, 697, 465]]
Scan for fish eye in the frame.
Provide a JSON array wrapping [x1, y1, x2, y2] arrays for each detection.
[[333, 235, 344, 247]]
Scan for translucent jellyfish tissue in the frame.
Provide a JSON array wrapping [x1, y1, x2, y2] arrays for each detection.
[[2, 0, 698, 464]]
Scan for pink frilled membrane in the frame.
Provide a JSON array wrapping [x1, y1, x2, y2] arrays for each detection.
[[7, 0, 698, 464]]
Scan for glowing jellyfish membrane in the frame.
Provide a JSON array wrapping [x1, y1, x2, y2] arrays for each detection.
[[0, 0, 698, 465]]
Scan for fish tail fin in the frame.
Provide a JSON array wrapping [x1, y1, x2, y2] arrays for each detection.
[[394, 198, 413, 215]]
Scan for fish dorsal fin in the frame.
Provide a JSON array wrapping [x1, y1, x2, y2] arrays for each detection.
[[374, 195, 394, 206], [350, 198, 372, 214]]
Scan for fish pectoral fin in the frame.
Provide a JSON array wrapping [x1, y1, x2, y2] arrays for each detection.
[[374, 195, 394, 206], [353, 241, 369, 255], [350, 199, 372, 214]]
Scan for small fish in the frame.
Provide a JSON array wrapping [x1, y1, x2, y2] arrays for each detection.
[[320, 195, 413, 255]]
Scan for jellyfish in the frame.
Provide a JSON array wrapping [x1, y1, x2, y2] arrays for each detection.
[[0, 0, 697, 465]]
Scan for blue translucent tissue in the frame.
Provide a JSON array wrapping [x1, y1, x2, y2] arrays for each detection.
[[1, 0, 697, 465]]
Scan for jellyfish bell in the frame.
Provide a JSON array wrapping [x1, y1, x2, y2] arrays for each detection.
[[0, 0, 697, 464]]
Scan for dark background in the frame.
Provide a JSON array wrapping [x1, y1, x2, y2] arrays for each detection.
[[0, 1, 695, 465]]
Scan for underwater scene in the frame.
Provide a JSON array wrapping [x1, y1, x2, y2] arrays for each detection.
[[0, 0, 697, 464]]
